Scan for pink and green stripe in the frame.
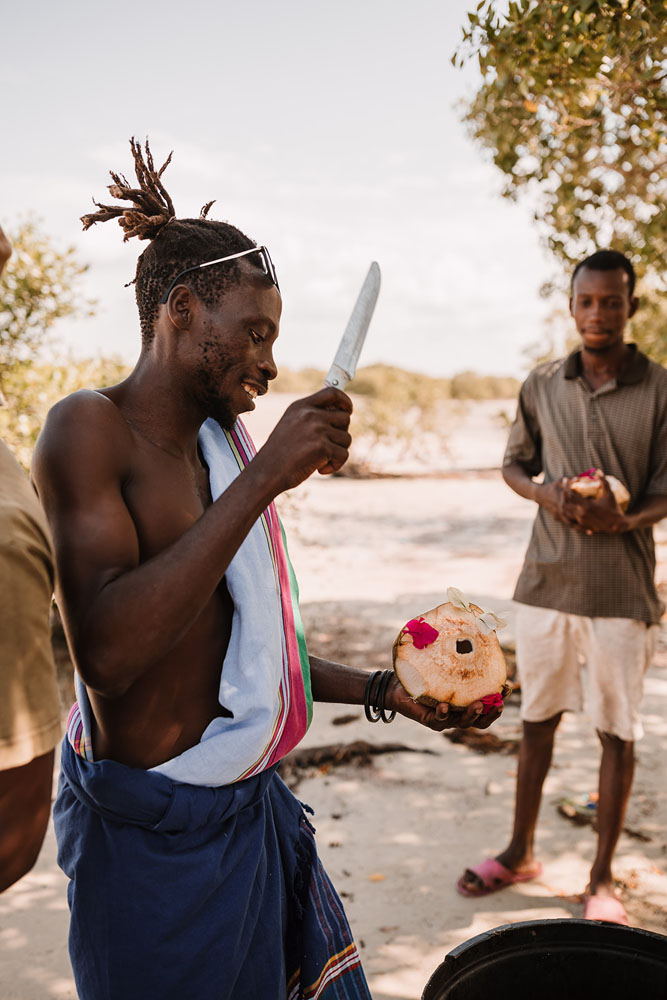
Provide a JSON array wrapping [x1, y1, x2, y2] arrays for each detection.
[[226, 420, 313, 778]]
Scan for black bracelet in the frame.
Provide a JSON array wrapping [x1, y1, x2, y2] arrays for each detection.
[[377, 670, 397, 724], [364, 670, 383, 722], [364, 669, 396, 724]]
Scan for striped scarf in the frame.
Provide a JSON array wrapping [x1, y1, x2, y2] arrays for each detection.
[[68, 416, 313, 786]]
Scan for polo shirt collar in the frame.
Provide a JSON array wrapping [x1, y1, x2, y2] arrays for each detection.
[[563, 343, 648, 385]]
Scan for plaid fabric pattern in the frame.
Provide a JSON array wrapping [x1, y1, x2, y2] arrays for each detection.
[[504, 345, 667, 622]]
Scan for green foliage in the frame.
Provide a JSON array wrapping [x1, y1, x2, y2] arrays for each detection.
[[271, 366, 326, 393], [270, 364, 519, 474], [0, 357, 130, 471], [456, 1, 667, 272], [633, 289, 667, 365], [450, 370, 521, 399], [456, 0, 667, 361], [272, 363, 519, 402], [0, 221, 99, 468], [350, 363, 450, 400], [345, 364, 518, 474], [348, 365, 449, 460], [0, 221, 94, 388]]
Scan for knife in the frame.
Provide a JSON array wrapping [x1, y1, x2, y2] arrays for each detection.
[[324, 261, 381, 390]]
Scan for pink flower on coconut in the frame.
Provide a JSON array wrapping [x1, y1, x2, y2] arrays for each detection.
[[404, 617, 439, 650], [480, 692, 503, 714]]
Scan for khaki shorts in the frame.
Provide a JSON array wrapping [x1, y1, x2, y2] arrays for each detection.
[[515, 603, 658, 742]]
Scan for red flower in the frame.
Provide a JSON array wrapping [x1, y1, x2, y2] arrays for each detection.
[[404, 618, 439, 649], [480, 692, 503, 714]]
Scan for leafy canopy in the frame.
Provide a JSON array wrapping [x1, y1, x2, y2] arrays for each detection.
[[0, 221, 98, 467], [0, 357, 129, 471], [0, 220, 93, 385], [455, 1, 667, 282]]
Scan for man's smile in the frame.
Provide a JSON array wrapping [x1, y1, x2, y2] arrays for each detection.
[[241, 380, 267, 401]]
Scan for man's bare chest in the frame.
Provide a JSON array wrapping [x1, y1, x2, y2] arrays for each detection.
[[122, 446, 213, 557]]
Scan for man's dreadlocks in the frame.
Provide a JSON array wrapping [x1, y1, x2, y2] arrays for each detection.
[[81, 138, 265, 344]]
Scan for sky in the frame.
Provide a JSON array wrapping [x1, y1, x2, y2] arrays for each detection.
[[1, 0, 562, 378]]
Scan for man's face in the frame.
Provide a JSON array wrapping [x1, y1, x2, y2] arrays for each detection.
[[189, 276, 282, 429], [569, 266, 638, 355]]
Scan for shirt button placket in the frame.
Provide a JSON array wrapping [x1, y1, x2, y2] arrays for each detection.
[[589, 396, 602, 464]]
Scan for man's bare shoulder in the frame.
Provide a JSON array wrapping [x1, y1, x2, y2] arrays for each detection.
[[33, 389, 133, 491]]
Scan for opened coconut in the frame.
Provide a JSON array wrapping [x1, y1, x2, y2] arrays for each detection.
[[393, 588, 507, 710], [569, 468, 630, 512]]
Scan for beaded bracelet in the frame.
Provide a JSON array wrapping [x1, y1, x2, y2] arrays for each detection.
[[364, 669, 396, 724]]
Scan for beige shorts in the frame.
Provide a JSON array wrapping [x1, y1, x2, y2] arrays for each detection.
[[515, 603, 658, 742]]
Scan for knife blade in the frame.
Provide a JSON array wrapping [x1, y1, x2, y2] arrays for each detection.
[[324, 261, 381, 391]]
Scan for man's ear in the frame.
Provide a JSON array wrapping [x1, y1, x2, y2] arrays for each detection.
[[166, 285, 194, 331], [628, 295, 639, 319]]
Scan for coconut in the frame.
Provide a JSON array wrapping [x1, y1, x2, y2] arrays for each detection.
[[569, 470, 630, 512], [392, 598, 507, 709]]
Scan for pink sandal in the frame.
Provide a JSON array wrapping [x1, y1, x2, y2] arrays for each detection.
[[584, 894, 630, 926], [456, 857, 542, 898]]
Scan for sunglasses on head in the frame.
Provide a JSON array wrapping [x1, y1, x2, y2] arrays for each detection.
[[159, 245, 280, 304]]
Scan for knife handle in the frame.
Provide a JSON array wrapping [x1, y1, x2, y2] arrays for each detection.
[[324, 363, 352, 391]]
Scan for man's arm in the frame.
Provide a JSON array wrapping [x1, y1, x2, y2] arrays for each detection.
[[503, 462, 667, 534], [32, 387, 352, 698], [624, 494, 667, 530], [563, 479, 667, 535], [309, 655, 503, 731], [0, 751, 54, 893], [502, 461, 575, 525]]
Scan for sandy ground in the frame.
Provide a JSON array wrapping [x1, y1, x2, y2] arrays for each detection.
[[1, 396, 666, 999]]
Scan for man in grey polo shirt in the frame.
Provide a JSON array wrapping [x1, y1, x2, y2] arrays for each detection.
[[457, 249, 667, 925]]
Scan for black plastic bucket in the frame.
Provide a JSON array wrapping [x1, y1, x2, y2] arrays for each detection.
[[422, 919, 667, 1000]]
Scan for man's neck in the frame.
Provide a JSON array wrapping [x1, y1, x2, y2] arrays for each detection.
[[118, 358, 205, 463], [580, 341, 632, 387]]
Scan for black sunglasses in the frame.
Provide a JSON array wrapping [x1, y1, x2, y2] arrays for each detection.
[[159, 245, 280, 304]]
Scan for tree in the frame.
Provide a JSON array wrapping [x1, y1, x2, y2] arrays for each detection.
[[0, 220, 98, 467], [455, 0, 667, 360], [0, 357, 129, 471], [0, 220, 93, 389]]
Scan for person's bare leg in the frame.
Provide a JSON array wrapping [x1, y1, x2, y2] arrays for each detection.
[[459, 713, 561, 892], [588, 731, 634, 898]]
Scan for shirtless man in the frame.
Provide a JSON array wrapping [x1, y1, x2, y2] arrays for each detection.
[[32, 140, 502, 1000]]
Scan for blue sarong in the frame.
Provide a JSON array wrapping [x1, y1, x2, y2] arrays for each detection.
[[55, 739, 371, 999]]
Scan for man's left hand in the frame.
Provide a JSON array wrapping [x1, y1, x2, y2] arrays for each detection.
[[385, 673, 505, 732]]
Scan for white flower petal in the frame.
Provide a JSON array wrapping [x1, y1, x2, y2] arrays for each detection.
[[483, 610, 508, 630], [447, 586, 471, 611], [476, 610, 508, 634], [476, 613, 496, 635]]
